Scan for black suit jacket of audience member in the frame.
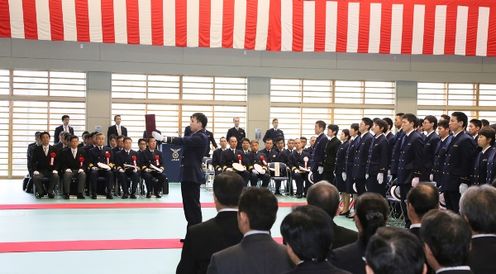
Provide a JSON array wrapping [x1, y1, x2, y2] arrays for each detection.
[[290, 150, 311, 171], [176, 211, 242, 274], [88, 146, 115, 167], [140, 148, 164, 169], [284, 261, 351, 274], [331, 240, 366, 274], [185, 126, 217, 156], [396, 131, 425, 186], [332, 222, 358, 250], [436, 270, 473, 274], [443, 131, 476, 191], [275, 149, 290, 165], [207, 234, 293, 274], [54, 125, 74, 144], [32, 145, 59, 173], [260, 148, 279, 163], [211, 148, 224, 171], [263, 128, 285, 143], [409, 226, 421, 238], [60, 147, 87, 171], [468, 236, 496, 274], [421, 132, 441, 180], [115, 149, 141, 170], [220, 148, 245, 168], [107, 124, 127, 139]]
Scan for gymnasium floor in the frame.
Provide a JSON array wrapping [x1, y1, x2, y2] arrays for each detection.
[[0, 180, 356, 274]]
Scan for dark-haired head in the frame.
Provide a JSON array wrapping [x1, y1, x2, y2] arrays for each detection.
[[407, 183, 439, 222], [281, 205, 333, 263], [355, 193, 389, 245], [460, 185, 496, 234], [191, 112, 208, 129], [366, 227, 426, 274], [213, 172, 244, 208], [383, 117, 393, 131], [421, 209, 471, 268], [238, 188, 278, 231], [306, 182, 340, 219], [451, 112, 468, 129]]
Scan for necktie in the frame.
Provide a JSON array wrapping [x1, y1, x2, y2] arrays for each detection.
[[44, 146, 48, 156], [117, 125, 121, 135], [72, 149, 76, 159]]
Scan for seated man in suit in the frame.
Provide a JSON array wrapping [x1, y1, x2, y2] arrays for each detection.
[[31, 132, 59, 199], [307, 182, 357, 249], [27, 131, 41, 177], [273, 139, 290, 195], [54, 132, 70, 152], [207, 188, 293, 274], [54, 114, 74, 144], [177, 172, 244, 274], [406, 183, 439, 238], [88, 133, 115, 199], [60, 135, 87, 199], [365, 227, 427, 274], [141, 136, 168, 198], [460, 185, 496, 274], [421, 210, 473, 274], [281, 205, 351, 274], [240, 138, 258, 187], [250, 139, 271, 188], [137, 138, 147, 153], [115, 137, 140, 199], [220, 137, 250, 186], [212, 137, 227, 175], [290, 138, 311, 198]]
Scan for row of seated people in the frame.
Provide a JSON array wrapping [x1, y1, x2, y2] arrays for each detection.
[[28, 131, 168, 199], [210, 136, 312, 198], [177, 172, 496, 274]]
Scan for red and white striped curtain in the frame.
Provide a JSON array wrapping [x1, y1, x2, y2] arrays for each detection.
[[0, 0, 495, 56]]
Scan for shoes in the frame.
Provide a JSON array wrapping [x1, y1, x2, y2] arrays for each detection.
[[295, 194, 303, 199], [179, 239, 185, 243], [63, 194, 70, 200], [91, 194, 97, 199], [35, 193, 42, 199], [274, 191, 281, 196], [48, 193, 55, 199], [106, 194, 113, 199], [122, 194, 129, 199], [77, 193, 85, 199], [155, 193, 162, 198], [146, 192, 151, 198], [130, 194, 137, 199]]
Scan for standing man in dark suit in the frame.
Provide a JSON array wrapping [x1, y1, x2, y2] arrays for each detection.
[[432, 119, 452, 186], [389, 113, 405, 179], [162, 113, 209, 228], [177, 172, 244, 274], [406, 183, 439, 238], [184, 125, 217, 156], [60, 135, 87, 199], [307, 182, 357, 250], [31, 132, 59, 199], [443, 112, 476, 213], [472, 127, 496, 186], [311, 120, 328, 183], [207, 188, 293, 274], [226, 117, 246, 150], [396, 113, 425, 227], [460, 185, 496, 274], [351, 118, 374, 195], [107, 115, 127, 146], [421, 116, 441, 181], [263, 118, 285, 144], [54, 115, 74, 144], [343, 123, 360, 216], [365, 119, 389, 196], [323, 124, 340, 183], [421, 210, 473, 274], [281, 206, 351, 274]]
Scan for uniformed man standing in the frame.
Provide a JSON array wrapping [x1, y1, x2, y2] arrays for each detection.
[[263, 118, 285, 144], [351, 118, 374, 195], [226, 117, 246, 150], [365, 119, 389, 196]]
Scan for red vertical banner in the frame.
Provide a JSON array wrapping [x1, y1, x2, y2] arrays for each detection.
[[222, 0, 234, 48], [336, 0, 348, 52], [401, 2, 414, 54], [422, 3, 436, 55], [488, 6, 496, 56], [198, 0, 210, 47], [444, 4, 458, 55], [151, 0, 164, 46], [101, 0, 115, 43], [267, 0, 281, 51], [314, 0, 326, 52], [292, 0, 303, 51], [126, 0, 139, 44], [0, 0, 11, 37], [244, 0, 258, 49], [23, 0, 38, 39], [357, 0, 370, 53], [465, 5, 479, 56], [75, 0, 90, 42], [176, 0, 187, 47], [379, 1, 392, 54], [49, 0, 64, 41]]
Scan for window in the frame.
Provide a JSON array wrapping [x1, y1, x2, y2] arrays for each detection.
[[270, 79, 395, 139], [417, 82, 493, 123], [0, 70, 87, 177], [111, 74, 247, 149]]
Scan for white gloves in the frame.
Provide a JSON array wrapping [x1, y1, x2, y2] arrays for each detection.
[[33, 171, 40, 175], [352, 183, 357, 193], [52, 170, 58, 175], [318, 166, 324, 174], [377, 173, 384, 184], [411, 177, 420, 188], [459, 183, 468, 194], [145, 168, 152, 172], [341, 172, 347, 181], [91, 167, 99, 171], [78, 169, 84, 174], [252, 169, 259, 175], [294, 169, 301, 174], [152, 131, 165, 142], [160, 167, 164, 172], [118, 168, 125, 173], [65, 169, 72, 173], [429, 174, 434, 182], [365, 174, 369, 180]]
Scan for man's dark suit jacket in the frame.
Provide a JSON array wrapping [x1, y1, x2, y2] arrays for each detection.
[[176, 211, 242, 274], [284, 261, 351, 274], [332, 222, 358, 249], [468, 236, 496, 274], [207, 233, 293, 274], [54, 125, 74, 144], [107, 124, 128, 145], [168, 129, 209, 184], [331, 240, 366, 274]]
